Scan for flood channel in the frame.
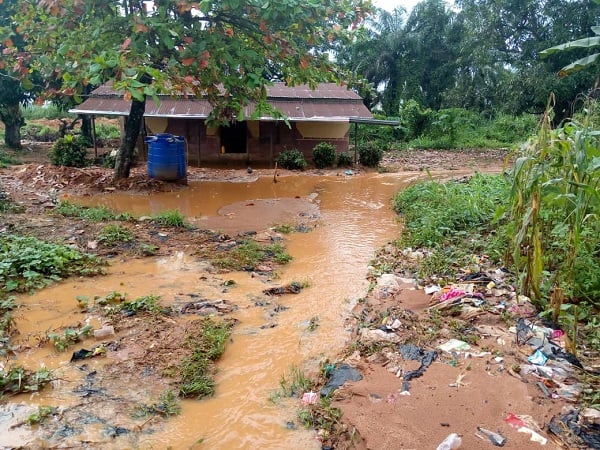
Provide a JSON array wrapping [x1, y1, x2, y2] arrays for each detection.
[[2, 170, 465, 449]]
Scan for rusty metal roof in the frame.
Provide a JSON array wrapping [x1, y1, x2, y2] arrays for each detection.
[[69, 82, 373, 121]]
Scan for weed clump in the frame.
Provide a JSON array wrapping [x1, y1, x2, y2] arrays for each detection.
[[49, 134, 89, 167]]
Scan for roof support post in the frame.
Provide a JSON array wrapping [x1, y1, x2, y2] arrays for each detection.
[[354, 122, 358, 164]]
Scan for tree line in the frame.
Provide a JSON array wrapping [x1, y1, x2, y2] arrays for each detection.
[[0, 0, 599, 179]]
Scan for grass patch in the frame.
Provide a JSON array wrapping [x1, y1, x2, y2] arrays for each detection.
[[52, 200, 130, 222], [269, 364, 312, 402], [151, 210, 187, 228], [211, 240, 292, 270], [0, 149, 21, 168], [98, 224, 134, 246], [0, 234, 106, 293], [132, 390, 181, 418], [174, 318, 233, 399]]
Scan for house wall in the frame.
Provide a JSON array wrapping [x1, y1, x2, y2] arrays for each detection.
[[139, 118, 349, 167]]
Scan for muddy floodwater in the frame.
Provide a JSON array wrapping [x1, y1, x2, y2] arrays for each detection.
[[3, 171, 459, 449]]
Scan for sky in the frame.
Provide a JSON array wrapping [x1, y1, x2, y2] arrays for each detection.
[[372, 0, 421, 13]]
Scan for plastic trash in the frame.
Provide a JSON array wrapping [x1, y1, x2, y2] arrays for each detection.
[[93, 325, 115, 339], [504, 413, 547, 445], [527, 349, 548, 366], [436, 433, 462, 450], [476, 426, 507, 446], [301, 392, 318, 405], [438, 339, 471, 353]]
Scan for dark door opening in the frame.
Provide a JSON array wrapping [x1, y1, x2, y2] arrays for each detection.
[[220, 122, 247, 154]]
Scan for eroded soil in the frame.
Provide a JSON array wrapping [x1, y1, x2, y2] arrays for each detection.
[[1, 145, 595, 449]]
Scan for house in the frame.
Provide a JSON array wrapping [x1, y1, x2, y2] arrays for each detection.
[[70, 82, 397, 167]]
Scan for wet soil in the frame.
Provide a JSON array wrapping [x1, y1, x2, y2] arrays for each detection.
[[1, 144, 591, 449]]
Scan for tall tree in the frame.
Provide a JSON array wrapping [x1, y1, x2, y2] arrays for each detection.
[[0, 0, 37, 149], [16, 0, 370, 179]]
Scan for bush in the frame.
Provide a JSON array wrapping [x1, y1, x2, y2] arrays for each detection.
[[49, 134, 89, 167], [21, 124, 58, 142], [337, 152, 353, 167], [277, 148, 307, 170], [358, 142, 383, 167], [312, 142, 337, 169]]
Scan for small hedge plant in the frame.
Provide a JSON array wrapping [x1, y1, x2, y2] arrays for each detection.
[[312, 142, 337, 169], [337, 152, 353, 167], [277, 148, 307, 170], [49, 134, 89, 167], [358, 142, 383, 167]]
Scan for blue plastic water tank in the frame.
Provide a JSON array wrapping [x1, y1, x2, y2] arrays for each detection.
[[145, 133, 186, 181]]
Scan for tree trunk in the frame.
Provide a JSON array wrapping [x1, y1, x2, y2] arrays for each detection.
[[113, 97, 146, 181], [79, 115, 93, 144], [0, 103, 24, 150]]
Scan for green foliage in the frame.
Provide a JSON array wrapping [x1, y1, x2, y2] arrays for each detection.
[[506, 98, 600, 315], [0, 365, 52, 395], [358, 142, 383, 167], [21, 123, 57, 142], [277, 148, 308, 170], [26, 406, 58, 425], [337, 152, 354, 167], [53, 200, 129, 222], [133, 389, 181, 418], [176, 318, 233, 399], [312, 142, 337, 169], [47, 324, 93, 351], [151, 210, 187, 228], [211, 240, 292, 270], [394, 173, 509, 249], [95, 123, 120, 139], [0, 149, 20, 168], [98, 224, 134, 245], [0, 234, 105, 292], [270, 364, 312, 402], [105, 294, 164, 316], [21, 104, 69, 120], [49, 134, 89, 167]]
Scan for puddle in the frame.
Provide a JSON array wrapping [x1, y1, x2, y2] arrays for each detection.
[[4, 171, 442, 449]]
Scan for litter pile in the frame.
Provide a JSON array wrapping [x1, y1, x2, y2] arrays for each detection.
[[306, 261, 600, 449]]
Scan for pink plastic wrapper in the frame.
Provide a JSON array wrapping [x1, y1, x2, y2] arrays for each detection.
[[301, 392, 318, 405], [440, 288, 466, 302]]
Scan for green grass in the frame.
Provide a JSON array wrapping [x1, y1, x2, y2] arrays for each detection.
[[269, 364, 313, 402], [0, 149, 21, 168], [174, 318, 233, 399], [98, 224, 134, 245], [211, 240, 292, 270], [52, 201, 131, 222], [151, 210, 187, 227]]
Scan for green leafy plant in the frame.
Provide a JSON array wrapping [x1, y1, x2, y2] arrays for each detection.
[[0, 365, 53, 395], [49, 134, 89, 167], [0, 234, 106, 292], [47, 324, 93, 351], [98, 224, 134, 245], [27, 406, 58, 425], [270, 364, 312, 402], [312, 142, 337, 169], [277, 148, 308, 170], [132, 389, 181, 418]]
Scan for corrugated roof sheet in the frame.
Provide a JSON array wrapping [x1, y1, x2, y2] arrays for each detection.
[[70, 82, 373, 121]]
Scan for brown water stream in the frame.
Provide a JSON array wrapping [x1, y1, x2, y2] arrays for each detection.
[[3, 171, 448, 449]]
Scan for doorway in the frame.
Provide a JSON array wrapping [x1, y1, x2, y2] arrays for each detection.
[[220, 122, 247, 154]]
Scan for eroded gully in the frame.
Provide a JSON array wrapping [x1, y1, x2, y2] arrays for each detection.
[[3, 171, 465, 449]]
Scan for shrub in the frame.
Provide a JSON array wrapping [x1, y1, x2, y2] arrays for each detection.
[[358, 142, 383, 167], [21, 124, 58, 142], [312, 142, 337, 169], [49, 134, 89, 167], [337, 152, 354, 167], [277, 148, 307, 170]]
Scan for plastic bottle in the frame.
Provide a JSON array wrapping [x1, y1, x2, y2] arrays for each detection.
[[436, 433, 462, 450]]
